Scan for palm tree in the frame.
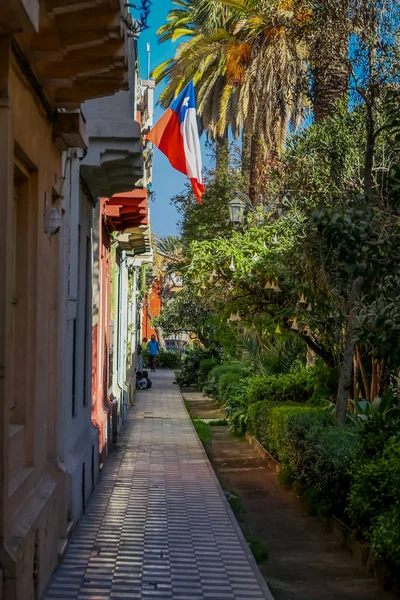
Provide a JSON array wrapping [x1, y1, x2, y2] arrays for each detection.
[[216, 0, 309, 201], [219, 0, 349, 122], [308, 0, 349, 122], [155, 0, 308, 202], [154, 1, 236, 163]]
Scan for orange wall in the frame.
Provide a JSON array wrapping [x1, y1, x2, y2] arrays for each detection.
[[142, 280, 161, 340]]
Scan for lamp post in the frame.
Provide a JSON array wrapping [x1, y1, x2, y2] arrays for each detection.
[[228, 191, 274, 225], [228, 191, 290, 226], [228, 196, 246, 225]]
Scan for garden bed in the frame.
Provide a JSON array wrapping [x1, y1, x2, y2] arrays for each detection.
[[184, 390, 396, 600], [246, 432, 400, 596]]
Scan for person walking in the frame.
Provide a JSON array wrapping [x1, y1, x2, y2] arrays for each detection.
[[147, 334, 159, 372]]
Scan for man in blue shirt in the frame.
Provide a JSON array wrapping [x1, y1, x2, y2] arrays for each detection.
[[147, 334, 159, 372]]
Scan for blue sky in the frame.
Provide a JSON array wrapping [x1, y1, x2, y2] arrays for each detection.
[[136, 1, 211, 237]]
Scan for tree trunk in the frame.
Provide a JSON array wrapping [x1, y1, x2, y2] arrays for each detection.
[[370, 356, 378, 400], [249, 135, 265, 205], [215, 131, 229, 172], [364, 100, 375, 200], [336, 276, 364, 423], [242, 129, 251, 185], [306, 347, 315, 368], [290, 327, 335, 368], [356, 346, 370, 400], [353, 353, 359, 401], [310, 0, 350, 122]]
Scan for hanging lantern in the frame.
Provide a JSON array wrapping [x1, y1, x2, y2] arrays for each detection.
[[265, 281, 272, 289], [275, 324, 281, 334], [299, 293, 307, 304], [229, 257, 236, 271], [291, 318, 298, 330]]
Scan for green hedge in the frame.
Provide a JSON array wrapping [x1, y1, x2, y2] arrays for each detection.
[[284, 411, 360, 515], [248, 402, 360, 516], [347, 443, 400, 565], [246, 369, 312, 405], [369, 507, 400, 566], [210, 362, 248, 382]]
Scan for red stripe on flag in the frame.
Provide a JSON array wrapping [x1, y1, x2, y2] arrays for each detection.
[[146, 109, 187, 175], [190, 178, 204, 204]]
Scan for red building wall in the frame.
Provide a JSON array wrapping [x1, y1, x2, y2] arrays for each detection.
[[91, 202, 113, 462]]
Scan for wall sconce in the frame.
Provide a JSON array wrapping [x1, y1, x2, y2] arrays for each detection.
[[44, 204, 62, 236]]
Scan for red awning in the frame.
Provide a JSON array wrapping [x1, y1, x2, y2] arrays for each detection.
[[103, 189, 149, 231]]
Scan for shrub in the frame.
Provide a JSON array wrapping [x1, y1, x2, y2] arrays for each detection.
[[157, 348, 181, 369], [347, 444, 400, 532], [358, 415, 400, 458], [176, 347, 217, 386], [210, 362, 247, 381], [202, 378, 218, 399], [246, 369, 312, 405], [268, 406, 323, 462], [198, 357, 220, 389], [204, 362, 248, 402], [305, 360, 339, 405], [369, 507, 400, 566], [218, 371, 246, 406], [247, 401, 291, 449]]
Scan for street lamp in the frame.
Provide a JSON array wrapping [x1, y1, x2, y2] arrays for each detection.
[[228, 191, 266, 225], [228, 196, 246, 225], [228, 191, 283, 225]]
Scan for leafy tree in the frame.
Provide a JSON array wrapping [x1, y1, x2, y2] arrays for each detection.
[[152, 287, 214, 343], [171, 141, 245, 248], [184, 96, 400, 422]]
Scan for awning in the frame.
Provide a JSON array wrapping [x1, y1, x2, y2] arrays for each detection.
[[104, 188, 148, 231]]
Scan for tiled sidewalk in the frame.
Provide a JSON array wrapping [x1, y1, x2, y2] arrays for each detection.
[[44, 371, 273, 600]]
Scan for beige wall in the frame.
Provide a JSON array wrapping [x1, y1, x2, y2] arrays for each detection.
[[0, 39, 67, 600]]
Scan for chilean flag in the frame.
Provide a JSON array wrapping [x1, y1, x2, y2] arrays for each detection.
[[146, 81, 204, 204]]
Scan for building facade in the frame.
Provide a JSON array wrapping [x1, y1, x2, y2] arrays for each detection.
[[84, 71, 154, 465], [0, 2, 144, 597]]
